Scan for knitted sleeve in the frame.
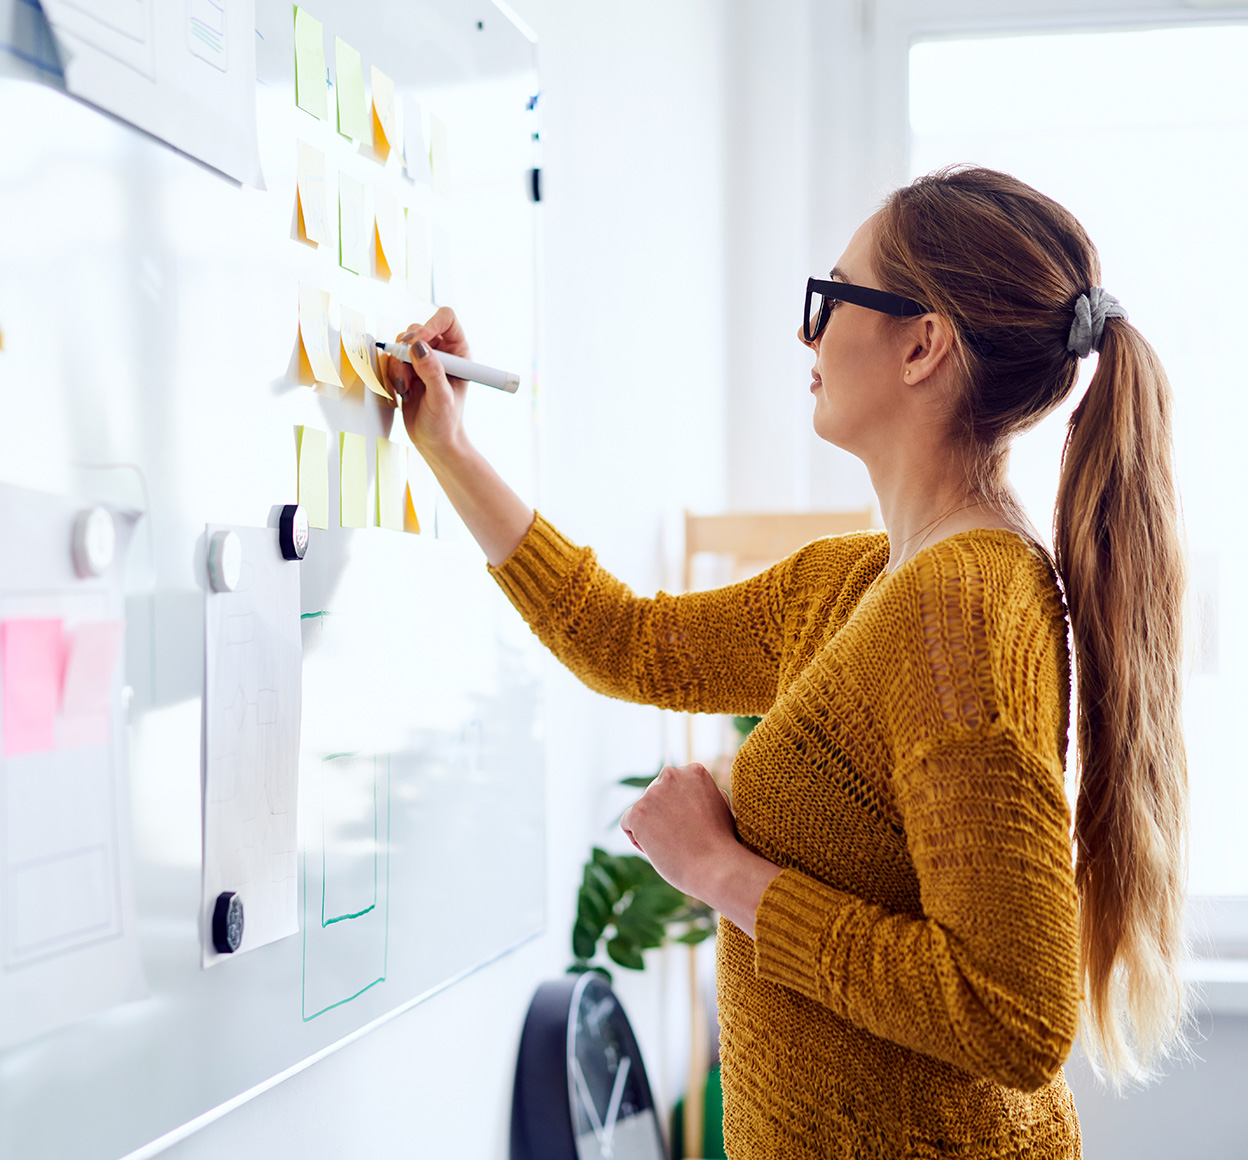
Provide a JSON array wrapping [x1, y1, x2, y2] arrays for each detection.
[[487, 512, 805, 715], [752, 545, 1081, 1092]]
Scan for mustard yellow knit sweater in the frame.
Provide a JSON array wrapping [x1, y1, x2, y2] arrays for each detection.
[[490, 513, 1083, 1159]]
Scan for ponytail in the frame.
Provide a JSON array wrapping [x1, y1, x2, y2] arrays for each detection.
[[1053, 317, 1195, 1089]]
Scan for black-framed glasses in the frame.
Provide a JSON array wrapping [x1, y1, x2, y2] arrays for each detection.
[[803, 276, 929, 343]]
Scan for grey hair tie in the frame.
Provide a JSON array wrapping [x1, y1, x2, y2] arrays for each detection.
[[1067, 287, 1127, 358]]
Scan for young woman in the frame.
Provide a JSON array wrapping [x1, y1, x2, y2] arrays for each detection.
[[384, 166, 1192, 1159]]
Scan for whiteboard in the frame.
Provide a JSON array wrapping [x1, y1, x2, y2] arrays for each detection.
[[0, 2, 544, 1157]]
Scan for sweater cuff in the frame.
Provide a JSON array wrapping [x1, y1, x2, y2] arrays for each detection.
[[487, 511, 590, 623], [754, 869, 854, 1006]]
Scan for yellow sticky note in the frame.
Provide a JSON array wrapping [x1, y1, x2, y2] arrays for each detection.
[[298, 283, 342, 387], [340, 305, 391, 400], [335, 38, 370, 142], [371, 66, 397, 156], [297, 426, 330, 530], [296, 141, 330, 245], [374, 187, 401, 280], [406, 208, 431, 302], [340, 432, 368, 528], [376, 439, 404, 531], [338, 173, 369, 274], [294, 7, 327, 121], [403, 96, 431, 183], [429, 115, 450, 196], [405, 447, 433, 534]]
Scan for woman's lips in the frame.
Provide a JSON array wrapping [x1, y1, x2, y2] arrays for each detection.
[[811, 372, 821, 393]]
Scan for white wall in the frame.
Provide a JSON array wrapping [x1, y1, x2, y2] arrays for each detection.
[[157, 3, 729, 1158]]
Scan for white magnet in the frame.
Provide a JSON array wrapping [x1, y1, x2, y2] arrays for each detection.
[[208, 530, 243, 593], [72, 506, 116, 577]]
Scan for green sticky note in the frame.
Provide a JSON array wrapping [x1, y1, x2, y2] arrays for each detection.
[[335, 38, 370, 142], [294, 7, 327, 121], [340, 432, 368, 528], [297, 426, 330, 530], [376, 439, 404, 531]]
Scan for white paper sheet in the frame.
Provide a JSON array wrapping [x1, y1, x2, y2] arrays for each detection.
[[38, 0, 263, 187], [0, 482, 145, 1052], [201, 524, 302, 966]]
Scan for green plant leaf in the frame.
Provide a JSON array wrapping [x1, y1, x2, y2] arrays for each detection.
[[577, 880, 610, 930], [572, 918, 599, 961], [732, 714, 762, 737], [618, 774, 659, 788], [675, 926, 715, 945], [606, 936, 646, 971]]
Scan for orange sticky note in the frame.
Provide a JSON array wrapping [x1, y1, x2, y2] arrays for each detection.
[[296, 141, 330, 244], [297, 426, 330, 529], [376, 438, 404, 531], [339, 433, 368, 528], [340, 305, 391, 400], [406, 208, 431, 302], [404, 447, 433, 534], [371, 66, 397, 156], [298, 284, 342, 387], [374, 186, 402, 280]]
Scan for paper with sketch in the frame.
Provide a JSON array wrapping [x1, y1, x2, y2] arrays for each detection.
[[296, 141, 331, 245], [202, 524, 302, 966], [0, 482, 145, 1051], [38, 0, 263, 188], [298, 283, 342, 387], [340, 305, 390, 400]]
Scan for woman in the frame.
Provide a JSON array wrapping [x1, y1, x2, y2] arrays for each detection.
[[384, 166, 1192, 1158]]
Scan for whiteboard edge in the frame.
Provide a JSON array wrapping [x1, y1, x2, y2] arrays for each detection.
[[117, 927, 544, 1160]]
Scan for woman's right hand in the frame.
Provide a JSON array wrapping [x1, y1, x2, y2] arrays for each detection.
[[382, 307, 472, 457]]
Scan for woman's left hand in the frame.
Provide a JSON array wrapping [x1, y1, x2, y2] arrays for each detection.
[[620, 762, 739, 902]]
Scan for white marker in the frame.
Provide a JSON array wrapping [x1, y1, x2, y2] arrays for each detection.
[[375, 342, 520, 394]]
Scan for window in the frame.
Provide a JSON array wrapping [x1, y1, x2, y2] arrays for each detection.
[[909, 25, 1248, 898]]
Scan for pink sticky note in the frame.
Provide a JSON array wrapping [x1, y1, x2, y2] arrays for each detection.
[[1, 619, 64, 756], [59, 620, 124, 748]]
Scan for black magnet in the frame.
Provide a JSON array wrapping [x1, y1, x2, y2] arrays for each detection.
[[279, 503, 309, 561], [212, 891, 245, 954]]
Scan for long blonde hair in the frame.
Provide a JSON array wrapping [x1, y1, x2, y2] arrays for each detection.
[[874, 165, 1194, 1091]]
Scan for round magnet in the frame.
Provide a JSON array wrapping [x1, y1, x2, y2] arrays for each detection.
[[212, 891, 245, 954], [208, 530, 243, 592], [279, 503, 309, 561], [72, 506, 115, 578]]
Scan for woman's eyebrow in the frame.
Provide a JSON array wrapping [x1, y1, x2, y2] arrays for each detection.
[[830, 265, 848, 281]]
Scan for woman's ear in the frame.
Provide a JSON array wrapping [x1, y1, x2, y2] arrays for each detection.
[[900, 315, 955, 384]]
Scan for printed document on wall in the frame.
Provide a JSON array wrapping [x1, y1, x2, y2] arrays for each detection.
[[201, 525, 302, 966], [0, 482, 145, 1052], [38, 0, 264, 187]]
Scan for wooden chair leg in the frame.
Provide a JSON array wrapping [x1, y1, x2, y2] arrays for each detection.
[[684, 941, 708, 1158]]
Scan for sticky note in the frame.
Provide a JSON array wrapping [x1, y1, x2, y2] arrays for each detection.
[[405, 448, 433, 534], [296, 142, 330, 245], [339, 433, 368, 528], [340, 305, 391, 400], [407, 208, 432, 302], [431, 225, 453, 306], [294, 7, 328, 121], [429, 115, 450, 196], [297, 426, 330, 529], [338, 173, 369, 274], [403, 96, 431, 182], [374, 187, 402, 280], [335, 38, 370, 142], [298, 284, 342, 387], [371, 66, 397, 156], [1, 618, 63, 756], [376, 439, 405, 531], [59, 620, 123, 749]]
